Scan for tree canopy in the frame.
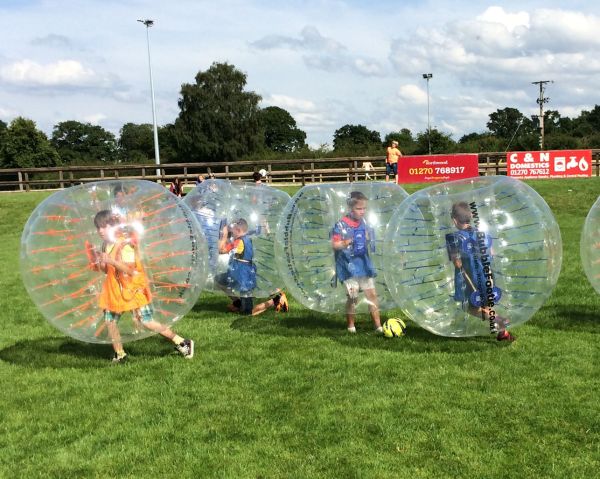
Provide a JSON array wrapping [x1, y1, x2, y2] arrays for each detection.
[[173, 62, 263, 162], [51, 121, 116, 165], [0, 117, 60, 168], [260, 106, 307, 152], [333, 124, 381, 153]]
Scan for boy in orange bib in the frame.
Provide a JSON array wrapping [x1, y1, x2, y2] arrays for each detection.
[[92, 210, 195, 363]]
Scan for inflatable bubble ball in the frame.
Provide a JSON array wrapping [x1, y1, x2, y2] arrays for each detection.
[[581, 196, 600, 295], [183, 179, 290, 298], [274, 182, 408, 314], [384, 176, 562, 337], [20, 180, 208, 344]]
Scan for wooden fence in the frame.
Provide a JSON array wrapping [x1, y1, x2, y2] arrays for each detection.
[[1, 151, 599, 191]]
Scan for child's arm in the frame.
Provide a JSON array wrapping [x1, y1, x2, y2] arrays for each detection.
[[218, 225, 230, 253], [100, 253, 136, 276], [332, 237, 352, 250]]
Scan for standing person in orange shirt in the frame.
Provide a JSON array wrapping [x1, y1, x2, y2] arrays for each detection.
[[91, 210, 195, 363], [385, 140, 402, 182]]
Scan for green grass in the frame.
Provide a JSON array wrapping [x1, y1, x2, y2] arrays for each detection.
[[0, 179, 599, 478]]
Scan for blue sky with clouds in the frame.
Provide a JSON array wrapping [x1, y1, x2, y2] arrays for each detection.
[[1, 0, 600, 148]]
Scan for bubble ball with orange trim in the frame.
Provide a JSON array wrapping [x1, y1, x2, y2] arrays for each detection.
[[20, 180, 208, 344]]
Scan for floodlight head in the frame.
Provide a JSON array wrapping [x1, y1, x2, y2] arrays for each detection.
[[422, 73, 432, 79], [137, 19, 154, 27]]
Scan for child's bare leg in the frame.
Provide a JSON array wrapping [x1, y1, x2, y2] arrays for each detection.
[[364, 288, 381, 329], [346, 296, 356, 330], [140, 319, 176, 340], [251, 298, 275, 316], [106, 317, 125, 356]]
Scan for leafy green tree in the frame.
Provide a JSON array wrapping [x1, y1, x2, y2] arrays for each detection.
[[119, 123, 154, 163], [487, 107, 532, 139], [458, 132, 503, 153], [158, 123, 179, 163], [0, 117, 60, 168], [333, 124, 381, 153], [51, 121, 116, 165], [414, 128, 456, 154], [542, 110, 562, 136], [543, 133, 580, 150], [0, 119, 7, 154], [173, 62, 263, 162], [260, 106, 306, 152], [383, 129, 416, 154]]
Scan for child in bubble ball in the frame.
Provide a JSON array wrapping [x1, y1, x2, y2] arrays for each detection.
[[91, 210, 195, 363], [331, 191, 382, 334], [445, 201, 515, 342], [216, 218, 288, 316]]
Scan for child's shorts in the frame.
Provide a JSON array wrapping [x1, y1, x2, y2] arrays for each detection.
[[386, 163, 398, 176], [104, 304, 154, 323], [343, 277, 376, 299]]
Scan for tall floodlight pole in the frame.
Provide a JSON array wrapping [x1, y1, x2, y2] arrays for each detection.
[[532, 80, 553, 150], [422, 73, 433, 155], [138, 19, 161, 179]]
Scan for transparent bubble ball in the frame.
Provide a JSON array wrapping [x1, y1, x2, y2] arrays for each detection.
[[384, 176, 562, 337], [275, 182, 408, 313], [20, 180, 208, 344], [184, 179, 290, 298], [581, 195, 600, 295]]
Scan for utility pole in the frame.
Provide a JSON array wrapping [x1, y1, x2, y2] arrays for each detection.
[[532, 80, 553, 150]]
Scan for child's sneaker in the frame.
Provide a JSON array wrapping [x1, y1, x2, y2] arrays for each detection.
[[496, 330, 515, 342], [347, 326, 357, 333], [112, 352, 128, 364], [176, 339, 195, 359], [274, 292, 289, 313], [375, 326, 384, 334]]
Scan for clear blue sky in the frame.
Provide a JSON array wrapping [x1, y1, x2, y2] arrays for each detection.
[[1, 0, 599, 147]]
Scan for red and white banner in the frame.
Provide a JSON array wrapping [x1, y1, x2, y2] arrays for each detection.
[[397, 154, 479, 183], [507, 150, 592, 179]]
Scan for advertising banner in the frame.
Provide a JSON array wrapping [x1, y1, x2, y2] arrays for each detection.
[[507, 150, 592, 179], [397, 154, 479, 183]]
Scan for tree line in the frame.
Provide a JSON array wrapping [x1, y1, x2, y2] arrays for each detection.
[[1, 61, 600, 169]]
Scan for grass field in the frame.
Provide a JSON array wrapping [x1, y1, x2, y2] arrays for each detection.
[[0, 179, 598, 478]]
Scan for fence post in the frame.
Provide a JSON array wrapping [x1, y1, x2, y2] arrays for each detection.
[[301, 163, 306, 186], [18, 171, 23, 192], [59, 169, 64, 189], [311, 162, 315, 183], [25, 172, 30, 192], [353, 160, 358, 182], [142, 167, 146, 179]]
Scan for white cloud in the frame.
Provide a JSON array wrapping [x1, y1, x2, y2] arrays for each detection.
[[398, 84, 428, 105], [476, 6, 530, 32], [253, 25, 386, 77], [0, 59, 97, 87], [262, 94, 316, 111], [82, 113, 107, 124]]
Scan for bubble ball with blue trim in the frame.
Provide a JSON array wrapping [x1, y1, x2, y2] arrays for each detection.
[[183, 179, 291, 298], [274, 182, 408, 313], [581, 195, 600, 295], [383, 176, 562, 337]]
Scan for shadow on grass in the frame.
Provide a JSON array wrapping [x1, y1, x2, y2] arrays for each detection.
[[0, 336, 179, 369], [528, 304, 599, 333], [230, 312, 499, 354]]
